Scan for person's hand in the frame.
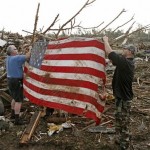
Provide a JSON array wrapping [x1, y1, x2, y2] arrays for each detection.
[[102, 36, 112, 55], [103, 36, 109, 43], [25, 51, 31, 60]]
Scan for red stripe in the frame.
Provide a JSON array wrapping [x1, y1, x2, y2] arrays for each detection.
[[23, 79, 104, 112], [44, 54, 106, 66], [47, 40, 105, 50], [24, 90, 101, 124], [24, 65, 106, 80], [40, 66, 106, 79], [24, 38, 105, 125], [24, 66, 28, 73], [24, 68, 98, 91]]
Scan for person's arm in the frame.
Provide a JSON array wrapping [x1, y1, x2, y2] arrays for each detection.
[[103, 36, 126, 67], [25, 50, 31, 60], [102, 36, 113, 56]]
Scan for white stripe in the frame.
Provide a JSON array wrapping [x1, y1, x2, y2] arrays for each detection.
[[42, 60, 105, 72], [27, 65, 101, 84], [24, 84, 103, 118], [45, 47, 105, 58], [48, 37, 102, 45], [25, 77, 105, 106]]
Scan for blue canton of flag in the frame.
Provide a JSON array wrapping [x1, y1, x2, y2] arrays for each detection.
[[29, 40, 48, 69]]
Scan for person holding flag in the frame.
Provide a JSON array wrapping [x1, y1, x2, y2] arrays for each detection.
[[103, 36, 136, 150], [6, 45, 30, 125]]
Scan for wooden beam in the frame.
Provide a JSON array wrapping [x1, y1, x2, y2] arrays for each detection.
[[19, 110, 42, 145], [0, 91, 12, 103]]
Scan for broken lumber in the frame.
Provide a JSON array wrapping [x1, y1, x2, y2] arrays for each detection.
[[0, 91, 12, 103], [19, 110, 42, 145]]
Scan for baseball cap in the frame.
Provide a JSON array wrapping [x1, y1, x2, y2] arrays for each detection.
[[6, 45, 17, 55], [123, 44, 136, 54]]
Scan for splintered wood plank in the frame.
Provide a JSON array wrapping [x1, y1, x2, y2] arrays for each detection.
[[0, 91, 12, 103], [0, 72, 6, 81], [19, 110, 42, 144]]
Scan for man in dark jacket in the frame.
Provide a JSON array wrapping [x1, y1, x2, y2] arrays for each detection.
[[103, 36, 135, 150]]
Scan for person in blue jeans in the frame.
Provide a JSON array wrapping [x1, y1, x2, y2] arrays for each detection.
[[6, 45, 30, 125], [103, 36, 136, 150]]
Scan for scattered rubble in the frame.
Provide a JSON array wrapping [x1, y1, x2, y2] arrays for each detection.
[[0, 0, 150, 148]]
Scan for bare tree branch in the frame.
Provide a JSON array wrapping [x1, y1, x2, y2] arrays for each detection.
[[128, 24, 150, 35], [77, 21, 104, 30], [87, 0, 96, 5], [55, 0, 96, 38], [112, 24, 150, 43], [31, 3, 40, 44], [99, 9, 126, 33], [121, 21, 135, 45], [42, 14, 59, 34], [113, 15, 134, 32]]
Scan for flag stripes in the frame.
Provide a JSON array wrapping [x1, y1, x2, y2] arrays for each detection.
[[23, 37, 106, 124]]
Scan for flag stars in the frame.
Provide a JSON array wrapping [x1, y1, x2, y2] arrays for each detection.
[[29, 40, 48, 69]]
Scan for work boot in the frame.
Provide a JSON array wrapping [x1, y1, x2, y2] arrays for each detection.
[[14, 114, 26, 125], [46, 108, 54, 116], [115, 138, 120, 145], [43, 108, 54, 120], [10, 109, 15, 119]]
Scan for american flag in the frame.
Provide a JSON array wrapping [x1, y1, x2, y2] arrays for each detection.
[[23, 37, 106, 124]]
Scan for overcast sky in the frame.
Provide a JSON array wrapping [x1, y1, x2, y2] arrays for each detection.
[[0, 0, 149, 36]]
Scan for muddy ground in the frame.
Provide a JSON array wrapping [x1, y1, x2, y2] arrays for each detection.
[[0, 61, 150, 150]]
